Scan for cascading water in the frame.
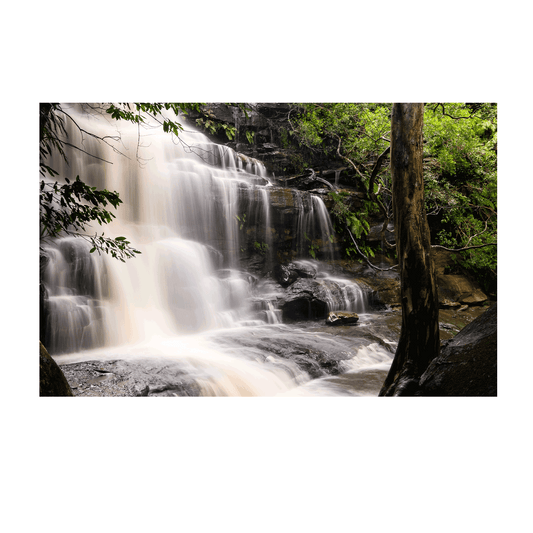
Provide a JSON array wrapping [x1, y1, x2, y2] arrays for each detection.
[[40, 104, 394, 396]]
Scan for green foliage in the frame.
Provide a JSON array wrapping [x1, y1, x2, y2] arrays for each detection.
[[290, 103, 497, 290], [423, 103, 497, 291], [253, 241, 269, 255], [235, 213, 247, 230], [245, 130, 255, 144], [107, 103, 202, 138], [195, 117, 237, 141], [279, 127, 291, 148], [327, 190, 376, 259], [303, 232, 320, 259], [192, 103, 253, 142], [290, 103, 391, 170], [39, 176, 141, 261]]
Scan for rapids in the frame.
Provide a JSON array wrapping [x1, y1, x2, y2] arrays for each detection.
[[40, 104, 397, 396]]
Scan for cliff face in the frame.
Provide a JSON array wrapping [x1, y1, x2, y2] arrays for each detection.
[[182, 103, 345, 178]]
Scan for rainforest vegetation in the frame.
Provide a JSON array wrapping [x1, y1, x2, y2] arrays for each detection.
[[286, 103, 497, 295]]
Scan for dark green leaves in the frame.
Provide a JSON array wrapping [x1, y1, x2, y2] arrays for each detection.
[[39, 176, 141, 260]]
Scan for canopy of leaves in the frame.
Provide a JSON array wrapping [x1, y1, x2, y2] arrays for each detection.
[[289, 103, 497, 292]]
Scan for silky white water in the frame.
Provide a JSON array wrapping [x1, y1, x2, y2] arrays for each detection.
[[41, 104, 393, 396]]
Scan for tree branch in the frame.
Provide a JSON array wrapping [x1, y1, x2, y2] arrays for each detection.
[[431, 242, 497, 252], [345, 225, 398, 272]]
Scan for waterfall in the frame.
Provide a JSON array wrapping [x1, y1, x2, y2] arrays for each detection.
[[40, 104, 385, 396]]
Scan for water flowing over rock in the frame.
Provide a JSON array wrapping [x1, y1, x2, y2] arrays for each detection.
[[280, 276, 367, 322], [326, 311, 360, 326], [272, 260, 317, 287]]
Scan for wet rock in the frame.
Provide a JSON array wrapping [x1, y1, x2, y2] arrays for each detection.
[[440, 299, 461, 309], [272, 264, 298, 287], [359, 275, 401, 307], [39, 342, 73, 396], [289, 260, 318, 279], [223, 333, 351, 378], [216, 268, 257, 286], [280, 278, 334, 321], [416, 303, 497, 396], [204, 245, 224, 269], [326, 311, 359, 326], [272, 260, 317, 287], [60, 359, 201, 397]]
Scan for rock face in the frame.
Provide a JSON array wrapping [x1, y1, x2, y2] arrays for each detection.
[[437, 273, 488, 306], [415, 303, 497, 396], [280, 278, 331, 321], [39, 341, 73, 396], [272, 261, 317, 287], [326, 311, 359, 326]]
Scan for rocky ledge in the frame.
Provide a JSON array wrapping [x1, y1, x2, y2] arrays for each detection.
[[60, 359, 202, 397]]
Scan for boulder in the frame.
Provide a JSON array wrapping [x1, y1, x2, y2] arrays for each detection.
[[437, 274, 488, 306], [440, 298, 462, 309], [326, 311, 359, 326], [289, 260, 317, 279], [272, 260, 317, 287], [272, 264, 298, 287], [280, 278, 333, 321], [416, 303, 497, 396], [39, 341, 73, 396], [366, 222, 396, 244]]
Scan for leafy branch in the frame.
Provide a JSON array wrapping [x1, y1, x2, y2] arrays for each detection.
[[39, 176, 141, 261]]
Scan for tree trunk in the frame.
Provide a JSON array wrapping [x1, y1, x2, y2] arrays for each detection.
[[379, 103, 440, 396]]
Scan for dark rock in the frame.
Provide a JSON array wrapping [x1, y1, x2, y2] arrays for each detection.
[[416, 303, 497, 396], [39, 341, 73, 396], [326, 311, 359, 326], [272, 264, 298, 287], [39, 283, 48, 345], [272, 260, 317, 287], [289, 260, 318, 279], [280, 278, 343, 321], [366, 222, 395, 244]]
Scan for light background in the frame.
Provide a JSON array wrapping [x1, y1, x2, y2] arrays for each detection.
[[19, 85, 516, 416], [2, 3, 529, 532]]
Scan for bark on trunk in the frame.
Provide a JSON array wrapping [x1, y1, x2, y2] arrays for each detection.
[[379, 103, 440, 396]]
